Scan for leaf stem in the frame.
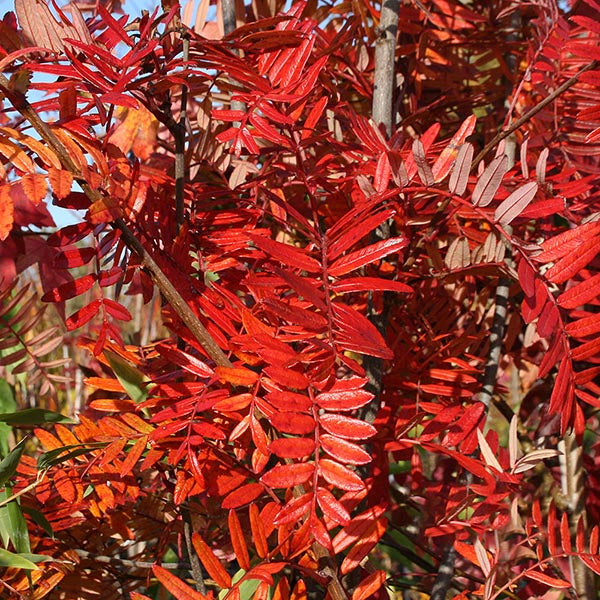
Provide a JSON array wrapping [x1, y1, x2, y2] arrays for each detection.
[[473, 61, 598, 166], [0, 74, 232, 368]]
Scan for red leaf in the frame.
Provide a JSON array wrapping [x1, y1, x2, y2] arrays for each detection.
[[572, 337, 600, 361], [215, 366, 260, 386], [333, 303, 393, 359], [269, 437, 315, 458], [565, 314, 600, 337], [103, 298, 132, 322], [192, 532, 232, 589], [412, 139, 434, 186], [535, 221, 600, 263], [152, 565, 208, 600], [262, 297, 328, 331], [494, 181, 538, 225], [432, 115, 477, 182], [374, 152, 391, 192], [330, 277, 413, 294], [222, 483, 264, 509], [42, 274, 96, 302], [66, 299, 101, 330], [448, 142, 474, 195], [472, 155, 508, 206], [351, 570, 387, 600], [260, 462, 314, 488], [229, 510, 250, 570], [518, 259, 536, 298], [332, 505, 387, 553], [119, 435, 147, 478], [270, 412, 315, 435], [525, 570, 571, 589], [98, 267, 123, 287], [546, 234, 600, 284], [316, 486, 351, 525], [156, 343, 214, 378], [274, 493, 312, 525], [249, 233, 321, 273], [557, 273, 600, 309], [341, 517, 387, 574], [250, 503, 268, 558], [52, 247, 96, 269], [319, 413, 377, 440], [329, 237, 407, 277], [320, 434, 372, 465], [315, 388, 373, 411], [318, 458, 365, 491], [264, 365, 310, 389], [327, 208, 395, 261], [549, 357, 572, 415], [266, 390, 312, 412]]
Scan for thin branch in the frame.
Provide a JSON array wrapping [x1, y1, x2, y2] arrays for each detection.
[[221, 0, 237, 36], [0, 470, 46, 508], [0, 74, 232, 368], [372, 0, 400, 135], [359, 0, 400, 427], [478, 277, 510, 408], [473, 61, 598, 166], [181, 506, 206, 595], [560, 432, 595, 600], [73, 549, 191, 570], [430, 546, 457, 600]]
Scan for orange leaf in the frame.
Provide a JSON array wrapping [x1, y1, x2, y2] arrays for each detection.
[[21, 173, 47, 204], [214, 365, 260, 386], [191, 532, 232, 589], [229, 510, 250, 570], [0, 185, 14, 240], [351, 570, 387, 600], [152, 565, 208, 600], [525, 570, 571, 588], [290, 579, 307, 600], [432, 114, 476, 182], [250, 502, 269, 558], [120, 435, 147, 478], [340, 516, 387, 574]]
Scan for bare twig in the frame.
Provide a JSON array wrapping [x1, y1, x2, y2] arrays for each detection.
[[360, 0, 400, 427], [430, 546, 457, 600], [0, 74, 232, 368], [181, 506, 206, 594], [473, 61, 598, 166], [559, 432, 595, 600], [221, 0, 237, 36], [73, 549, 191, 570], [372, 0, 400, 135], [478, 277, 510, 409]]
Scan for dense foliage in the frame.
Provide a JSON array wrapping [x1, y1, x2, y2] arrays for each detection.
[[1, 0, 600, 598]]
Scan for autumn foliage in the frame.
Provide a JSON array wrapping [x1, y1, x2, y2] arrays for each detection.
[[1, 0, 600, 598]]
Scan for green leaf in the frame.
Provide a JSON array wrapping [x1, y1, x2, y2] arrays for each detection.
[[0, 487, 30, 554], [0, 547, 38, 569], [18, 552, 53, 563], [218, 569, 261, 600], [0, 380, 16, 458], [21, 506, 53, 539], [0, 437, 27, 488], [0, 408, 74, 426], [37, 442, 107, 471], [105, 350, 149, 404]]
